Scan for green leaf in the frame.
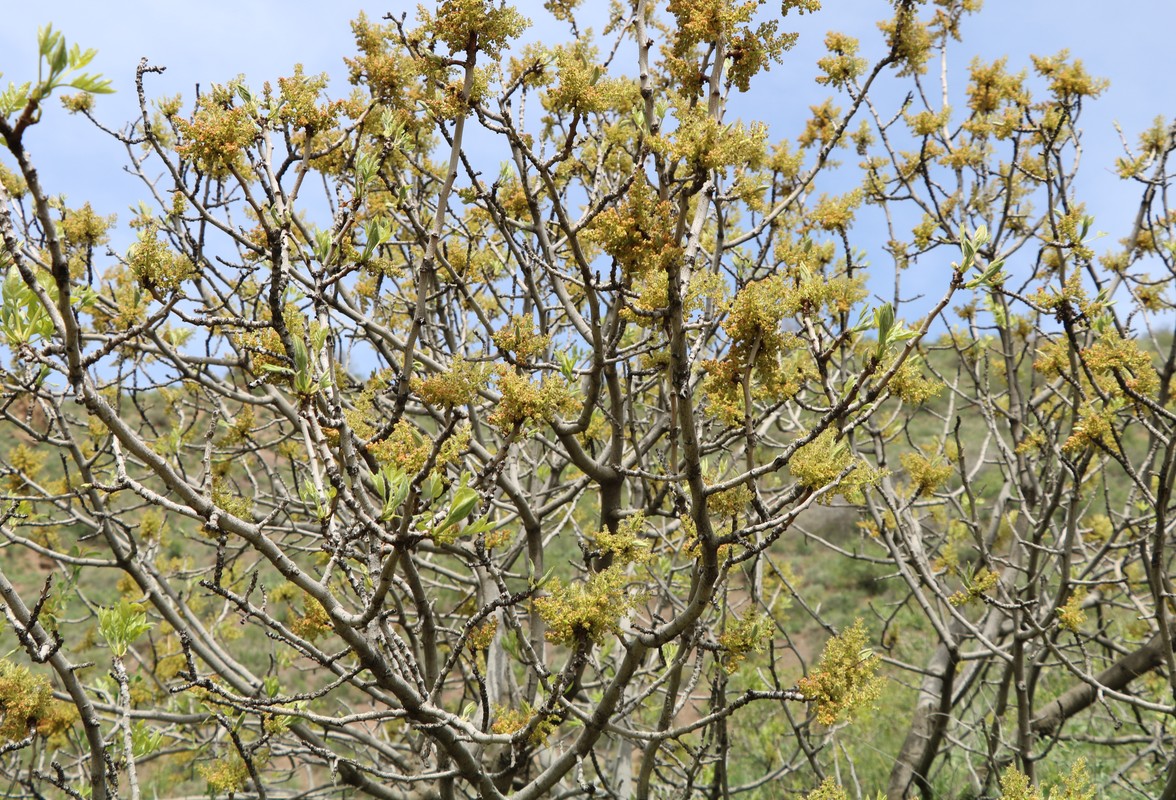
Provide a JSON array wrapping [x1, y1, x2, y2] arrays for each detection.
[[1, 266, 54, 346], [291, 338, 309, 374], [0, 82, 32, 115], [960, 237, 975, 269], [361, 217, 390, 262], [130, 722, 164, 759], [68, 43, 96, 70], [37, 26, 60, 58], [963, 257, 1007, 290], [98, 600, 153, 658], [424, 474, 445, 500], [463, 516, 493, 537], [68, 74, 113, 95], [874, 302, 895, 358], [370, 469, 387, 498], [533, 565, 556, 588], [389, 471, 410, 510], [438, 486, 479, 532], [310, 325, 329, 353], [558, 351, 576, 382], [312, 228, 333, 265], [49, 40, 69, 78], [355, 151, 379, 195]]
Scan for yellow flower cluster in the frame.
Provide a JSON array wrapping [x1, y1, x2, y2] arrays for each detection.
[[795, 619, 883, 725], [593, 513, 651, 565], [535, 567, 634, 646], [415, 360, 488, 408], [789, 429, 882, 503], [0, 660, 75, 743], [899, 451, 953, 495], [127, 225, 194, 293], [175, 87, 256, 178], [718, 612, 772, 674], [489, 368, 577, 432]]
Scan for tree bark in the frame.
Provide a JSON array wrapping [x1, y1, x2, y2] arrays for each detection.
[[1031, 626, 1175, 737], [887, 640, 958, 800]]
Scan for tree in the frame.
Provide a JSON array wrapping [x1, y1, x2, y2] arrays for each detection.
[[0, 2, 1173, 798]]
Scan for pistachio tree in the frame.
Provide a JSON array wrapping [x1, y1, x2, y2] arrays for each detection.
[[0, 3, 1173, 800]]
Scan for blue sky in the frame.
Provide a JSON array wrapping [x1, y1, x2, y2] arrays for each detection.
[[0, 1, 1173, 303]]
